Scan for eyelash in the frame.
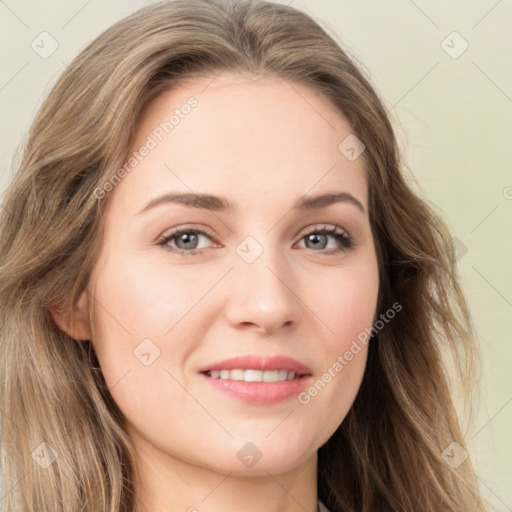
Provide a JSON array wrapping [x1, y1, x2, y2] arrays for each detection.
[[157, 224, 356, 256]]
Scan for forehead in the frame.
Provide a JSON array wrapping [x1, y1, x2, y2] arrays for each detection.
[[108, 72, 368, 214]]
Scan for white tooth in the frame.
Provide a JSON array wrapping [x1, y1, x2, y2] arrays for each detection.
[[262, 370, 279, 382], [210, 369, 298, 382], [277, 369, 288, 381], [244, 369, 263, 382], [230, 369, 245, 380]]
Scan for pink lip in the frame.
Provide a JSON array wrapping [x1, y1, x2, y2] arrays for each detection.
[[198, 355, 312, 375], [198, 355, 313, 405]]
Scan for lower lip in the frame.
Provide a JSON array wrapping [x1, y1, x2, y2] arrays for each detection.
[[199, 373, 312, 404]]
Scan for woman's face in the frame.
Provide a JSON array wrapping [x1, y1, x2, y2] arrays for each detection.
[[83, 73, 379, 476]]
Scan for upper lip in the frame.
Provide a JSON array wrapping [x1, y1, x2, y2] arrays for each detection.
[[199, 355, 312, 376]]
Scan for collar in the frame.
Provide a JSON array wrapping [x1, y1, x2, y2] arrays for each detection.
[[318, 499, 330, 512]]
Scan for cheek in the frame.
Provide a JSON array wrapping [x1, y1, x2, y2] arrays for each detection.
[[299, 255, 379, 426], [87, 255, 207, 442], [314, 253, 379, 350], [88, 246, 224, 360], [87, 251, 210, 393]]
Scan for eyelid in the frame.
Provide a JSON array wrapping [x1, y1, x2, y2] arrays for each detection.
[[157, 223, 350, 245], [156, 224, 219, 245], [157, 222, 355, 256], [294, 222, 350, 240]]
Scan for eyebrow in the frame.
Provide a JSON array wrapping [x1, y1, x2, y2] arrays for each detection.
[[137, 191, 366, 215]]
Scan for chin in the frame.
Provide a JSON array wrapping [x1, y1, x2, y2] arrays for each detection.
[[196, 438, 317, 476]]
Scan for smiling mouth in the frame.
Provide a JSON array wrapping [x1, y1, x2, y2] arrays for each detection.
[[202, 369, 306, 382]]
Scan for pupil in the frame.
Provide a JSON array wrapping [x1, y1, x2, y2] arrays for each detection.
[[178, 233, 197, 249], [308, 233, 326, 249]]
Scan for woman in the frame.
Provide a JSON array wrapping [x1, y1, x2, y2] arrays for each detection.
[[0, 0, 488, 510]]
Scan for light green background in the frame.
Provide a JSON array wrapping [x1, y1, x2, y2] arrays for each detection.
[[1, 1, 510, 510]]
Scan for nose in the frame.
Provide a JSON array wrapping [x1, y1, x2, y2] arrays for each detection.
[[223, 243, 302, 335]]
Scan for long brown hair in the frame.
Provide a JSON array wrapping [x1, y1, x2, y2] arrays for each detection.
[[0, 0, 488, 510]]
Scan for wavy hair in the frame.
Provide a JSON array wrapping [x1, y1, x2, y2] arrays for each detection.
[[0, 0, 487, 510]]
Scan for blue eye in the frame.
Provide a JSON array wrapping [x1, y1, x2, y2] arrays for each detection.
[[158, 228, 213, 255], [157, 224, 355, 256], [297, 225, 355, 254]]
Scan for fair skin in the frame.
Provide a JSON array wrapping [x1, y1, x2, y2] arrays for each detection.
[[53, 72, 379, 512]]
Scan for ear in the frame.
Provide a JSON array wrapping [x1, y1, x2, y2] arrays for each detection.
[[50, 289, 92, 340]]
